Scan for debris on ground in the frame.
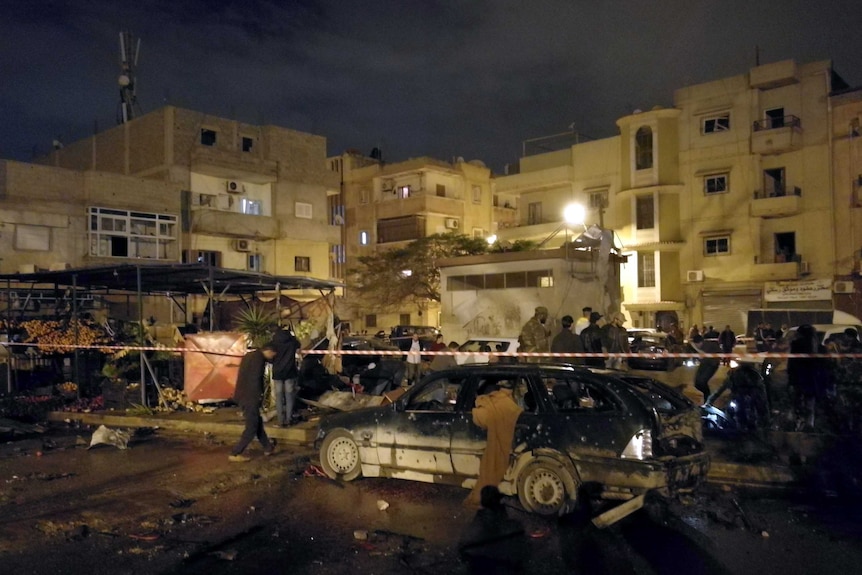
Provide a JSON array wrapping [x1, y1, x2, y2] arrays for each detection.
[[88, 425, 131, 450], [210, 549, 238, 561], [0, 417, 47, 437], [169, 497, 196, 508], [377, 499, 390, 511]]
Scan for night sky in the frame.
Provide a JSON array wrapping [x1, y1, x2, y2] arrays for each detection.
[[2, 0, 861, 172]]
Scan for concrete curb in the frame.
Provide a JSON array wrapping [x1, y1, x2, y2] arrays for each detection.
[[707, 460, 796, 487], [46, 411, 318, 444]]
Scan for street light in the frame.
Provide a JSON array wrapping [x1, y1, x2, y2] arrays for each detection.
[[486, 234, 497, 246], [563, 203, 586, 227]]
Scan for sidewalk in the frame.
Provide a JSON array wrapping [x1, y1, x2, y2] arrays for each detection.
[[46, 406, 319, 444], [46, 403, 800, 489]]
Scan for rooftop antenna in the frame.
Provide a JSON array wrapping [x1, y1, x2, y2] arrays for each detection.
[[117, 31, 142, 124]]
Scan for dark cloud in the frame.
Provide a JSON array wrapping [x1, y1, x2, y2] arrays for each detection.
[[1, 0, 861, 171]]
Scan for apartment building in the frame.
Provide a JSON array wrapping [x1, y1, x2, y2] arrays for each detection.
[[35, 106, 341, 285], [496, 59, 857, 333], [329, 152, 499, 332]]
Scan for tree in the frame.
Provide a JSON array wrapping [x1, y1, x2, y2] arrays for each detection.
[[347, 233, 488, 310]]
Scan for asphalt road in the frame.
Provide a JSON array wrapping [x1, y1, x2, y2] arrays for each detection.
[[2, 424, 861, 575]]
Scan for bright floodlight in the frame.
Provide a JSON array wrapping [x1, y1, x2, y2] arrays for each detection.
[[486, 234, 497, 245], [563, 203, 586, 226]]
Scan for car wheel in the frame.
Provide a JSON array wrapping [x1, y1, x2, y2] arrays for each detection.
[[517, 459, 576, 516], [319, 429, 362, 481]]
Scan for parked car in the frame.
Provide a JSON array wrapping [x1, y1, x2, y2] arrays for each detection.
[[627, 331, 680, 371], [388, 325, 440, 352], [455, 337, 520, 364], [316, 363, 709, 516]]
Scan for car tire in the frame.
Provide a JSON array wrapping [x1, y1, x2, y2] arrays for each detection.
[[319, 429, 362, 481], [517, 458, 576, 516]]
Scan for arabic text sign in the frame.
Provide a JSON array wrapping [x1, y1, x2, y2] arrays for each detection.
[[764, 279, 832, 302]]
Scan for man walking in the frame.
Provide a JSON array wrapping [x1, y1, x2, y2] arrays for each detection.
[[518, 306, 550, 363], [271, 326, 300, 426], [229, 344, 278, 462], [718, 325, 735, 366], [551, 315, 584, 365]]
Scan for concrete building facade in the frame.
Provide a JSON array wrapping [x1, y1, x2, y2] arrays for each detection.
[[496, 59, 857, 334], [330, 153, 498, 332], [34, 106, 342, 285]]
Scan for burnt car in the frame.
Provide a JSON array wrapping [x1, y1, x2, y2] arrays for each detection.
[[316, 363, 708, 516], [628, 331, 680, 371]]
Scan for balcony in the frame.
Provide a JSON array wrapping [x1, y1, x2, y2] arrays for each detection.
[[192, 210, 279, 239], [376, 192, 463, 219], [750, 260, 802, 281], [751, 115, 803, 155], [750, 186, 802, 218], [495, 165, 574, 194]]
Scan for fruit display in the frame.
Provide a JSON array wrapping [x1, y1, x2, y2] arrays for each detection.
[[20, 319, 114, 354]]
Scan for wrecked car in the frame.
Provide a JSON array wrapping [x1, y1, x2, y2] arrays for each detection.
[[316, 364, 709, 516]]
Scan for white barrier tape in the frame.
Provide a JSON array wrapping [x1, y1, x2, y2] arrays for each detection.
[[4, 342, 862, 360]]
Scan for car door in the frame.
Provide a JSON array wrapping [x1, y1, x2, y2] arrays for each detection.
[[374, 373, 465, 475], [449, 372, 537, 477]]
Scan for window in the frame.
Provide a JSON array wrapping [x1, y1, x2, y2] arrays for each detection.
[[543, 377, 620, 413], [589, 191, 608, 209], [295, 202, 313, 219], [527, 202, 542, 225], [399, 314, 411, 325], [406, 377, 463, 412], [635, 126, 653, 170], [527, 270, 554, 288], [359, 230, 369, 245], [704, 236, 730, 256], [472, 228, 485, 239], [240, 198, 262, 215], [774, 232, 796, 263], [14, 224, 50, 251], [294, 256, 310, 272], [702, 114, 730, 134], [704, 174, 728, 195], [637, 252, 656, 288], [472, 185, 482, 204], [247, 253, 263, 272], [183, 249, 221, 267], [765, 108, 785, 129], [329, 244, 345, 278], [88, 207, 177, 260], [763, 168, 786, 197], [436, 184, 446, 197], [366, 314, 377, 328], [398, 185, 411, 199], [200, 129, 217, 146], [635, 195, 655, 230], [329, 196, 345, 225], [241, 136, 254, 152], [446, 269, 553, 291]]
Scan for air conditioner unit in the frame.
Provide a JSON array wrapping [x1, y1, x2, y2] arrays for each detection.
[[799, 261, 811, 275], [834, 280, 855, 294], [234, 239, 252, 252], [686, 270, 704, 282], [444, 217, 460, 230], [226, 180, 242, 193]]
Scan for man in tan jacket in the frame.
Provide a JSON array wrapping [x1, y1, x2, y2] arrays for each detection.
[[465, 381, 524, 507]]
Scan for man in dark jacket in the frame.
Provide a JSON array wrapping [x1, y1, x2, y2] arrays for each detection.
[[580, 312, 604, 367], [551, 315, 584, 365], [271, 327, 300, 426], [229, 344, 277, 462], [718, 325, 736, 366]]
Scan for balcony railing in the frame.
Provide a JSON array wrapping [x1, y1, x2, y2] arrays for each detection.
[[753, 115, 801, 132], [753, 185, 801, 200]]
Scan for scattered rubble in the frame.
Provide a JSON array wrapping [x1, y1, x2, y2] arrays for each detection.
[[88, 425, 131, 450]]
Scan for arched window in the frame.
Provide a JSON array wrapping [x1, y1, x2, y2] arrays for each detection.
[[635, 126, 653, 170]]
